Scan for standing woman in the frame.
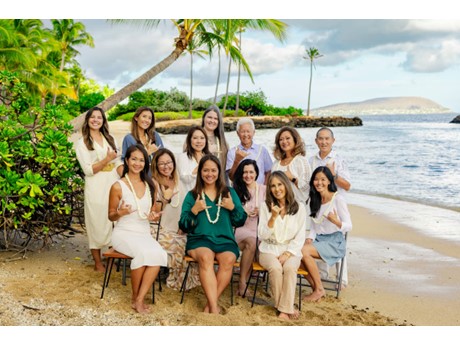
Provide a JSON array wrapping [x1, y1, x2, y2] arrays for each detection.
[[201, 105, 228, 171], [121, 106, 164, 174], [300, 166, 351, 302], [179, 154, 247, 314], [176, 126, 210, 191], [75, 106, 123, 272], [108, 144, 167, 314], [272, 126, 312, 205], [150, 148, 200, 291], [258, 171, 307, 320], [232, 159, 266, 296]]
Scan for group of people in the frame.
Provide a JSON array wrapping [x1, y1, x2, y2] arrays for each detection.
[[75, 104, 352, 318]]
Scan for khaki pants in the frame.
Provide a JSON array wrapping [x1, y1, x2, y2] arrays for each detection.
[[259, 252, 301, 314]]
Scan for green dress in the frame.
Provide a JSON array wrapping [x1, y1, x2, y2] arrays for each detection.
[[179, 187, 247, 259]]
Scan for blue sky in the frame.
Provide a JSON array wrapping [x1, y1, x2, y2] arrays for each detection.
[[7, 1, 460, 112]]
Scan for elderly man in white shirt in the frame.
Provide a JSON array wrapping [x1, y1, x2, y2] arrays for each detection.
[[226, 118, 273, 185], [309, 127, 351, 287]]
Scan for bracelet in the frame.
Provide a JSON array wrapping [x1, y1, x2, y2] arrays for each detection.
[[283, 251, 292, 258]]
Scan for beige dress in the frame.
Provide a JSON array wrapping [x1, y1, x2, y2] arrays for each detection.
[[151, 180, 200, 291], [75, 136, 122, 249]]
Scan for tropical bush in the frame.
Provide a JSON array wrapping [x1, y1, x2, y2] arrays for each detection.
[[0, 71, 84, 250]]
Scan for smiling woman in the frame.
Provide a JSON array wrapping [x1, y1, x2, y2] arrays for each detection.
[[179, 154, 247, 314]]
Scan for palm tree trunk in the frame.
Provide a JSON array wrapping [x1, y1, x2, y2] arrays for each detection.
[[52, 50, 67, 106], [70, 47, 184, 132], [307, 60, 313, 116], [70, 25, 190, 133], [235, 30, 242, 116], [189, 53, 193, 119], [213, 47, 221, 105], [223, 58, 232, 116]]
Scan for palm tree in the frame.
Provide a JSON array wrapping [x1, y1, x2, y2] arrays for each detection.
[[49, 19, 94, 105], [184, 36, 207, 118], [70, 19, 256, 132], [303, 47, 323, 116], [223, 19, 287, 116], [70, 19, 285, 131]]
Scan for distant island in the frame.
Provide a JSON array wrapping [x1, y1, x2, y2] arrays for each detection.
[[310, 97, 453, 116]]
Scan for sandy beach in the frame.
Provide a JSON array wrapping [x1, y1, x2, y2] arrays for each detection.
[[2, 120, 459, 330]]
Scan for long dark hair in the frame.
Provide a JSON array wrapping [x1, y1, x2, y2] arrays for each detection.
[[192, 154, 229, 199], [265, 171, 299, 215], [82, 106, 117, 151], [122, 144, 156, 204], [233, 159, 259, 205], [184, 125, 210, 159], [131, 106, 156, 144], [309, 166, 338, 218]]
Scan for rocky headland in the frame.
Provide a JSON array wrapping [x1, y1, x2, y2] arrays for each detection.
[[155, 115, 362, 135], [450, 115, 460, 123], [310, 96, 453, 116]]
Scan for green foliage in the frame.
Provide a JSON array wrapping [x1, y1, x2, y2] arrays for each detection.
[[218, 90, 303, 116], [0, 71, 84, 250], [110, 87, 191, 118]]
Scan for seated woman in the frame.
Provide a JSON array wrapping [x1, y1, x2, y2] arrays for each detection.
[[258, 171, 307, 320], [150, 148, 200, 291], [108, 144, 167, 314], [232, 159, 266, 296], [179, 154, 247, 314], [300, 166, 352, 302]]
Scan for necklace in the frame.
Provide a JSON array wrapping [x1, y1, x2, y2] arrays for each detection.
[[201, 191, 222, 224], [125, 174, 151, 219], [311, 192, 337, 224]]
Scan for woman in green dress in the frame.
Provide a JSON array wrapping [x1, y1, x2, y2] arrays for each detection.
[[179, 154, 247, 314]]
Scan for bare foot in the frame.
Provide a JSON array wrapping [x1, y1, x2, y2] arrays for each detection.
[[203, 303, 220, 314], [237, 284, 248, 297], [94, 263, 105, 272], [278, 310, 300, 320], [133, 300, 150, 314], [303, 290, 325, 302]]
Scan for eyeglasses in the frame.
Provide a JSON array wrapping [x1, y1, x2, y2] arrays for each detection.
[[158, 161, 174, 168]]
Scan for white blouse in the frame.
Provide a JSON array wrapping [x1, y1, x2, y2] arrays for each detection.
[[272, 155, 312, 204], [308, 193, 352, 241], [258, 202, 307, 257], [176, 152, 198, 191]]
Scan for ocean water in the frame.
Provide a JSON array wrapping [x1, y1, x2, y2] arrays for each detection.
[[162, 113, 460, 242]]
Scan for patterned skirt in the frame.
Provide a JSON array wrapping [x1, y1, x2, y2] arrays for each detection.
[[151, 226, 201, 291]]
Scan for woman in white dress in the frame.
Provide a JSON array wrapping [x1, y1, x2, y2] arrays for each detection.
[[108, 144, 167, 314], [177, 126, 210, 191], [75, 106, 122, 272], [150, 148, 200, 291], [258, 171, 307, 320], [271, 126, 312, 205], [232, 159, 266, 296]]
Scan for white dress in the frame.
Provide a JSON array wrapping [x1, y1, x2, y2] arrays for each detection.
[[111, 180, 167, 270], [75, 136, 122, 249]]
